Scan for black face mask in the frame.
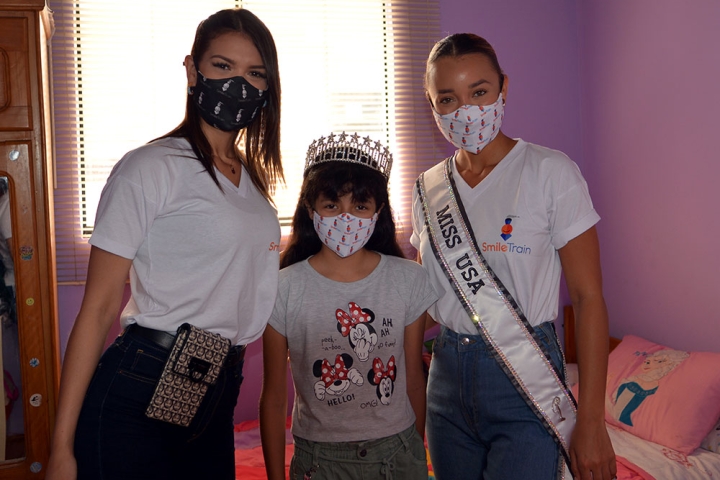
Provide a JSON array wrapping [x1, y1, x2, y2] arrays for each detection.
[[192, 71, 267, 132]]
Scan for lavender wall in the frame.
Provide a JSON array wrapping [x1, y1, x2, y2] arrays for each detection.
[[51, 0, 599, 424], [437, 0, 584, 163], [55, 0, 720, 425], [436, 0, 583, 337], [577, 0, 720, 352], [439, 0, 720, 352], [57, 0, 588, 425]]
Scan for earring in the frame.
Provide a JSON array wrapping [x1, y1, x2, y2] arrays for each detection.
[[187, 86, 194, 95]]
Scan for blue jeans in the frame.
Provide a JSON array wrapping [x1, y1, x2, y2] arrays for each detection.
[[74, 327, 244, 480], [290, 424, 427, 480], [426, 323, 565, 480]]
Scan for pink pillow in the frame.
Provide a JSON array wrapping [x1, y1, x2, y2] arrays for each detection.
[[701, 417, 720, 453], [604, 335, 720, 454]]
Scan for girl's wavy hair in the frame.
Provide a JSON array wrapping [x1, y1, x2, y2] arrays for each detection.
[[280, 162, 404, 268], [160, 8, 283, 199]]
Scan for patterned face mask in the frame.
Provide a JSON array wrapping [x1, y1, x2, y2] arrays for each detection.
[[433, 93, 504, 154], [313, 211, 378, 258], [192, 71, 267, 132]]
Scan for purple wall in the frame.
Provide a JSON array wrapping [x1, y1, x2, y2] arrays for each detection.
[[437, 0, 583, 339], [55, 0, 720, 424], [577, 0, 720, 352], [437, 0, 584, 163], [438, 0, 720, 352]]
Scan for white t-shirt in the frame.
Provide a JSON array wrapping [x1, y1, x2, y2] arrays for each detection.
[[269, 254, 438, 442], [411, 139, 599, 333], [90, 137, 281, 345]]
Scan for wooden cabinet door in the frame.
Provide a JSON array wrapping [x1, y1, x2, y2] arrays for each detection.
[[0, 140, 55, 476], [0, 4, 59, 478], [0, 14, 33, 130]]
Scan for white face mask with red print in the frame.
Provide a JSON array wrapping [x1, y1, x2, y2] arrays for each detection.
[[433, 93, 505, 154], [313, 211, 378, 258]]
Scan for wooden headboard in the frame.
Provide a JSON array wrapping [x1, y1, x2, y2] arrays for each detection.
[[563, 305, 622, 364]]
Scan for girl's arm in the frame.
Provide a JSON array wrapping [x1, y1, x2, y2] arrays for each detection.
[[260, 325, 290, 480], [405, 313, 427, 437], [558, 226, 616, 480], [47, 247, 133, 480]]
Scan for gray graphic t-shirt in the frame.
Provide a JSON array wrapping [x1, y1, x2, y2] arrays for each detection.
[[269, 254, 438, 443]]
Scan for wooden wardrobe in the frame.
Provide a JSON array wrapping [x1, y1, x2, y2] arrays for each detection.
[[0, 0, 60, 478]]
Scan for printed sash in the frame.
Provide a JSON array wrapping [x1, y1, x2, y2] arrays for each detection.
[[417, 158, 576, 471]]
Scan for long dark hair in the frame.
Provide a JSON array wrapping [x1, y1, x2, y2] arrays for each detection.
[[281, 162, 404, 268], [425, 33, 505, 90], [161, 8, 283, 199]]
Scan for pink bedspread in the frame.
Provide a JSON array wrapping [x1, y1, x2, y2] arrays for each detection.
[[234, 418, 292, 479], [234, 419, 720, 480], [616, 455, 656, 480], [607, 424, 720, 480]]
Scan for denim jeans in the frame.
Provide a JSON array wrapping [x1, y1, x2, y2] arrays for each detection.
[[426, 323, 565, 480], [290, 424, 427, 480], [74, 326, 244, 480]]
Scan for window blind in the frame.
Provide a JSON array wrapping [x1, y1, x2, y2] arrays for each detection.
[[385, 0, 446, 255], [51, 0, 441, 283]]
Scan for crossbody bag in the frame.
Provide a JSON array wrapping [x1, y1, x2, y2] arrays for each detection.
[[145, 323, 231, 427]]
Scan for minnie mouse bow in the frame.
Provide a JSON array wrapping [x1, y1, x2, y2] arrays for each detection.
[[336, 302, 372, 337], [372, 355, 396, 382], [321, 355, 349, 388]]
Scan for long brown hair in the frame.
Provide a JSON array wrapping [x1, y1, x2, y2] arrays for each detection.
[[161, 8, 283, 199]]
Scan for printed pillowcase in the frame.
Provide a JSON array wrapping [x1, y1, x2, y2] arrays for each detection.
[[605, 335, 720, 454], [701, 418, 720, 453]]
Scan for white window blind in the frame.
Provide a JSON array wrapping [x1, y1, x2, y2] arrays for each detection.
[[51, 0, 442, 283]]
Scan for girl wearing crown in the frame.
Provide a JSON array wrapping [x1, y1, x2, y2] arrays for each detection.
[[412, 34, 616, 480], [260, 133, 438, 480]]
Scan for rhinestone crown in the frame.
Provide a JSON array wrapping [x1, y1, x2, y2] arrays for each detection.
[[304, 132, 393, 179]]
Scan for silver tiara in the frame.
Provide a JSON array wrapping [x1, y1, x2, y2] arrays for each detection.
[[304, 132, 393, 179]]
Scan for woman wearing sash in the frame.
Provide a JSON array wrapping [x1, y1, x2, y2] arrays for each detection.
[[411, 33, 616, 480]]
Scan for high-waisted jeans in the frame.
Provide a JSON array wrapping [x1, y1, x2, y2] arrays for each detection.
[[74, 326, 244, 480], [426, 322, 565, 480]]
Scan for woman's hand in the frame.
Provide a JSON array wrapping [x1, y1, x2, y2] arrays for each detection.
[[570, 416, 617, 480], [46, 447, 77, 480]]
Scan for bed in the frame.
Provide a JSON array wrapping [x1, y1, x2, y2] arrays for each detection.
[[231, 308, 720, 479], [563, 305, 720, 479], [233, 417, 293, 479]]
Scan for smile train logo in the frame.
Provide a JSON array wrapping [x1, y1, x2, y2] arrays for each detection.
[[482, 216, 532, 255], [501, 217, 513, 241]]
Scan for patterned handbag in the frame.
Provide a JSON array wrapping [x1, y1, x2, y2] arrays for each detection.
[[145, 323, 231, 426]]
